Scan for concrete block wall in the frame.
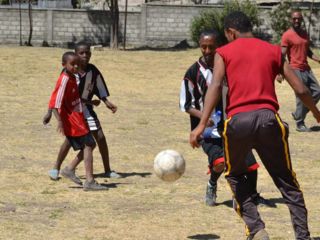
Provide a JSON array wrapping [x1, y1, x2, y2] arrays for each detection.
[[0, 4, 319, 48]]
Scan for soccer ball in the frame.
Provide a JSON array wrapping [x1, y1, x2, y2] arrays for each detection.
[[154, 150, 185, 182]]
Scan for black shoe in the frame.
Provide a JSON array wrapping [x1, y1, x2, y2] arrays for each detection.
[[296, 123, 311, 132], [205, 182, 217, 206], [253, 194, 276, 208]]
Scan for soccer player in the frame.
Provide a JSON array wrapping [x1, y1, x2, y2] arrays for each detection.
[[49, 51, 107, 191], [190, 11, 320, 240], [280, 11, 320, 132], [44, 42, 120, 180], [180, 30, 270, 207]]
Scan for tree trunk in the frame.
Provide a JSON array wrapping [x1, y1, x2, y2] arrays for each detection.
[[109, 0, 119, 49], [27, 0, 33, 46]]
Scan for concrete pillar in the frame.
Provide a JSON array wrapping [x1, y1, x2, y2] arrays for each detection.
[[140, 4, 147, 46], [46, 9, 53, 44]]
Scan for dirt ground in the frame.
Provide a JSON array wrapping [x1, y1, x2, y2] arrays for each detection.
[[0, 46, 320, 240]]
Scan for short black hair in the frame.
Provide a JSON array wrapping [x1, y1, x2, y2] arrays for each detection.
[[224, 11, 252, 33], [199, 29, 219, 40], [62, 51, 76, 64], [75, 41, 91, 52]]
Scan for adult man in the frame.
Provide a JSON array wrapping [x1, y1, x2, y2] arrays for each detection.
[[281, 11, 320, 132], [190, 11, 320, 240], [180, 30, 269, 207]]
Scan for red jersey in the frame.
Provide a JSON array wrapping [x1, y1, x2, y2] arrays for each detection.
[[216, 38, 281, 117], [281, 28, 310, 71], [49, 71, 89, 137]]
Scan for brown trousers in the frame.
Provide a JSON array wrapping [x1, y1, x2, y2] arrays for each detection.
[[223, 108, 310, 239]]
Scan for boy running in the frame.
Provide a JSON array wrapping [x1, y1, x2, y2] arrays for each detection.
[[49, 51, 107, 191], [44, 42, 120, 180], [190, 11, 320, 240], [180, 30, 271, 207]]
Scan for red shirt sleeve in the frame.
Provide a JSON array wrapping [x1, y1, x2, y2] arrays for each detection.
[[281, 31, 289, 47], [48, 74, 69, 109]]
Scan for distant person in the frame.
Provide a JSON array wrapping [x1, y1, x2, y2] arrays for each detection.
[[190, 11, 320, 239], [180, 30, 271, 207], [44, 42, 121, 181], [48, 51, 107, 191], [281, 11, 320, 132]]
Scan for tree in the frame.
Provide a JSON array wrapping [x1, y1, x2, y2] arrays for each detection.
[[190, 0, 260, 45], [26, 0, 33, 46], [269, 1, 293, 43], [106, 0, 119, 49]]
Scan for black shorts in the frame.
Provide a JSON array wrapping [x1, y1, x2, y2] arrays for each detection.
[[201, 138, 258, 170], [66, 133, 96, 151]]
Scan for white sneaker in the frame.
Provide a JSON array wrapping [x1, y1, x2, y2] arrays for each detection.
[[104, 171, 121, 179]]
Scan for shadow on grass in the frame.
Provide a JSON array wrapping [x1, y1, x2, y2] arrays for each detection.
[[124, 40, 194, 52], [69, 182, 128, 190], [310, 126, 320, 132], [94, 172, 152, 179], [187, 233, 220, 239], [219, 197, 285, 208], [312, 237, 320, 240]]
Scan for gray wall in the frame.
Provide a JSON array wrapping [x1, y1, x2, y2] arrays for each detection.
[[0, 4, 319, 48]]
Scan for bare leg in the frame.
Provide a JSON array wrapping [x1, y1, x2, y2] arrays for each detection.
[[83, 145, 94, 182], [67, 150, 84, 170], [92, 128, 110, 173], [53, 138, 71, 170]]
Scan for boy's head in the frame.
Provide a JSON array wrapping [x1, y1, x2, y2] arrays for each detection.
[[199, 29, 219, 66], [223, 11, 252, 42], [62, 51, 79, 74], [75, 41, 91, 67]]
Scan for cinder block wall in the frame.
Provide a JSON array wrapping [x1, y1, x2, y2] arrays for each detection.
[[0, 4, 319, 48]]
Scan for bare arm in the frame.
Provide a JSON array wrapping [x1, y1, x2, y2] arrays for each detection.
[[189, 53, 225, 148], [307, 48, 320, 63], [276, 47, 288, 83], [282, 61, 320, 122], [101, 97, 117, 113], [52, 108, 64, 135]]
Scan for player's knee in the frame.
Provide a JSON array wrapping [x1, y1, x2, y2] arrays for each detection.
[[212, 157, 225, 173]]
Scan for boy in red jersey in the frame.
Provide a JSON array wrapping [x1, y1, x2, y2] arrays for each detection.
[[190, 11, 320, 240], [49, 51, 107, 191], [44, 42, 120, 181]]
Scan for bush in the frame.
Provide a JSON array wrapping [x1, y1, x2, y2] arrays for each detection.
[[269, 1, 293, 43], [190, 0, 260, 45]]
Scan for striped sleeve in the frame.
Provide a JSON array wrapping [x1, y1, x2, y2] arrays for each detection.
[[95, 74, 110, 99], [48, 74, 69, 109], [179, 66, 196, 112]]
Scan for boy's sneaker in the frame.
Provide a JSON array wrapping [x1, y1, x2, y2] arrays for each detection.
[[205, 182, 217, 206], [61, 166, 82, 185], [104, 171, 121, 179], [48, 169, 59, 180], [246, 229, 269, 240], [83, 180, 108, 191]]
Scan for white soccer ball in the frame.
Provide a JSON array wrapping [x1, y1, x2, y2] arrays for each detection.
[[154, 149, 185, 182]]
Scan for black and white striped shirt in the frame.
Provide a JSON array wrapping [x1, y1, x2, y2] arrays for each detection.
[[179, 58, 223, 131], [77, 64, 110, 119]]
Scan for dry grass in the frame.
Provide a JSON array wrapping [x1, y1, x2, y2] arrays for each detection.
[[0, 46, 320, 240]]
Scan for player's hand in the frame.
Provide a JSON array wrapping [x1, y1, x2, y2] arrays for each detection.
[[189, 125, 205, 148], [276, 74, 284, 83], [206, 119, 214, 127], [57, 121, 65, 135], [105, 100, 117, 113], [91, 99, 101, 106], [43, 111, 52, 125]]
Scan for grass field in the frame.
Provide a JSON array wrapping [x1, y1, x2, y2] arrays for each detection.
[[0, 46, 320, 240]]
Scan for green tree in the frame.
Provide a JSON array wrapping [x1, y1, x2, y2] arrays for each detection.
[[269, 0, 293, 43], [190, 0, 260, 45]]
